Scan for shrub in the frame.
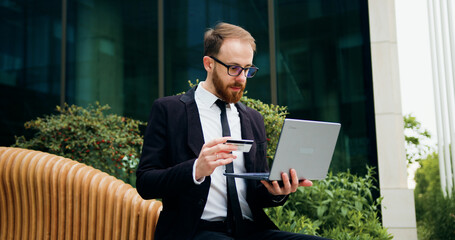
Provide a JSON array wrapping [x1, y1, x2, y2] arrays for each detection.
[[415, 188, 455, 240], [265, 205, 321, 235], [13, 102, 145, 185], [414, 152, 455, 240], [414, 152, 441, 199], [265, 167, 392, 240]]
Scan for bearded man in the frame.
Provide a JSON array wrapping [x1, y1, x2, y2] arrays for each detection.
[[136, 22, 329, 240]]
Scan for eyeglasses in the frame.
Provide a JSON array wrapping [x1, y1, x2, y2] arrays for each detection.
[[209, 56, 259, 78]]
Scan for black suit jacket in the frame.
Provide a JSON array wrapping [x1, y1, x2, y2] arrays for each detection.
[[136, 86, 287, 239]]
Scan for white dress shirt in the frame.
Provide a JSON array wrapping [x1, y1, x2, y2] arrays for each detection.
[[192, 82, 253, 221]]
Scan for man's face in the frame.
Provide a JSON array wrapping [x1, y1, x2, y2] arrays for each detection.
[[212, 65, 245, 103], [208, 38, 254, 103]]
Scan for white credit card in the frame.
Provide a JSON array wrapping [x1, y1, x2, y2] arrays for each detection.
[[225, 139, 254, 152]]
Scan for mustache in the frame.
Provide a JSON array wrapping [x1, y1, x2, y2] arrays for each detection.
[[228, 83, 245, 88]]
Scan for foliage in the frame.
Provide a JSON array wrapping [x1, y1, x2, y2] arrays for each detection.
[[414, 152, 455, 240], [414, 152, 441, 197], [187, 80, 288, 164], [265, 206, 321, 235], [265, 167, 392, 240], [414, 186, 455, 240], [403, 114, 455, 239], [403, 114, 432, 164], [13, 102, 145, 186]]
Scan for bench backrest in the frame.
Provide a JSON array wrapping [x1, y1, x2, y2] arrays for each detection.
[[0, 147, 162, 240]]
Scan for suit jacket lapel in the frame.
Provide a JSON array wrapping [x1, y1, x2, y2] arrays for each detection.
[[181, 86, 212, 196], [180, 86, 205, 157], [236, 102, 255, 172]]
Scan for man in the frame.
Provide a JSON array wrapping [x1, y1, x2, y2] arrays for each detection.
[[136, 22, 329, 240]]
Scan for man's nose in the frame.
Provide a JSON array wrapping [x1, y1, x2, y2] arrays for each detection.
[[235, 71, 247, 82]]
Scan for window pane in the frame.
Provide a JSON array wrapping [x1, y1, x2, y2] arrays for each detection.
[[0, 0, 62, 146], [66, 0, 158, 120], [275, 0, 377, 175]]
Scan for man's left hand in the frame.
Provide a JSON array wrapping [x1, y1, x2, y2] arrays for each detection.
[[261, 169, 313, 196]]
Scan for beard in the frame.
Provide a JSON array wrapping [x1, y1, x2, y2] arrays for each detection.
[[212, 68, 245, 103]]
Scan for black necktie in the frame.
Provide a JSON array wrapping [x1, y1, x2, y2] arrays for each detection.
[[215, 99, 244, 236]]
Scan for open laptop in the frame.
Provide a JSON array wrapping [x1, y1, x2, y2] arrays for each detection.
[[224, 118, 341, 181]]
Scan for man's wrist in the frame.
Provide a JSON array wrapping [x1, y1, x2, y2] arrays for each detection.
[[271, 194, 287, 203], [192, 158, 205, 184]]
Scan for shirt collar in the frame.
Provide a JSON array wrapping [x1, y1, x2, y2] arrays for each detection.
[[196, 81, 233, 109]]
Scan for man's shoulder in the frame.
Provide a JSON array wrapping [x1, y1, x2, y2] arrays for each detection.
[[153, 93, 191, 106], [154, 94, 183, 103], [237, 102, 263, 119], [148, 95, 187, 116], [153, 87, 196, 106]]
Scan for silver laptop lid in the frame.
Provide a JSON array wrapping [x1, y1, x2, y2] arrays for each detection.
[[268, 119, 341, 181]]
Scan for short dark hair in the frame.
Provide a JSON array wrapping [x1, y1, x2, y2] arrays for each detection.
[[204, 22, 256, 57]]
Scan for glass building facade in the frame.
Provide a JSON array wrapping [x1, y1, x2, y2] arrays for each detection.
[[0, 0, 377, 175]]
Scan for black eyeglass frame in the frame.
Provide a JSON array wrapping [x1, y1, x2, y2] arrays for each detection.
[[209, 56, 259, 78]]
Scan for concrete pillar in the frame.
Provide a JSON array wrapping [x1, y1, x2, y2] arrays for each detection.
[[368, 0, 418, 239], [75, 0, 124, 113]]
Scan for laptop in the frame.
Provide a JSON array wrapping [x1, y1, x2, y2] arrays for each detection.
[[224, 118, 341, 181]]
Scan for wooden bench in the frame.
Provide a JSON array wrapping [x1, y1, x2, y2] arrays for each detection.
[[0, 147, 162, 240]]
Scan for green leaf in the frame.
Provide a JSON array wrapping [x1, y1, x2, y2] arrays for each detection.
[[324, 189, 334, 198], [317, 205, 328, 218], [340, 207, 348, 217]]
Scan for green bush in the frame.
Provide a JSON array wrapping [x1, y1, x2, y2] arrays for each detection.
[[414, 152, 455, 240], [414, 152, 441, 198], [265, 167, 392, 240], [415, 188, 455, 240], [13, 102, 145, 186], [265, 205, 321, 235]]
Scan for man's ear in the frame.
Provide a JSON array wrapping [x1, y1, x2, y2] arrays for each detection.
[[203, 56, 214, 72]]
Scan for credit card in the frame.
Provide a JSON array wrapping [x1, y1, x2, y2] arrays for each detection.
[[225, 139, 254, 152]]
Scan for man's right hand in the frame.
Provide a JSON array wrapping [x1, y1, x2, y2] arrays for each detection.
[[195, 137, 238, 180]]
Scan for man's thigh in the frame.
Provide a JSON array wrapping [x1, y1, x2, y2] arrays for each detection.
[[193, 230, 234, 240], [242, 229, 331, 240]]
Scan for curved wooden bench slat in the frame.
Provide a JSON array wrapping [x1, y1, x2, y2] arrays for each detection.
[[11, 150, 31, 240], [120, 188, 137, 240], [128, 193, 143, 240], [78, 167, 99, 240], [112, 184, 131, 239], [57, 160, 77, 240], [0, 147, 162, 240], [65, 162, 85, 239], [104, 179, 124, 240], [18, 151, 36, 239], [87, 171, 109, 240], [37, 155, 60, 240], [137, 199, 153, 240], [3, 148, 21, 240], [26, 151, 48, 240], [0, 148, 13, 240], [49, 157, 68, 239], [95, 175, 116, 240], [146, 201, 163, 240]]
